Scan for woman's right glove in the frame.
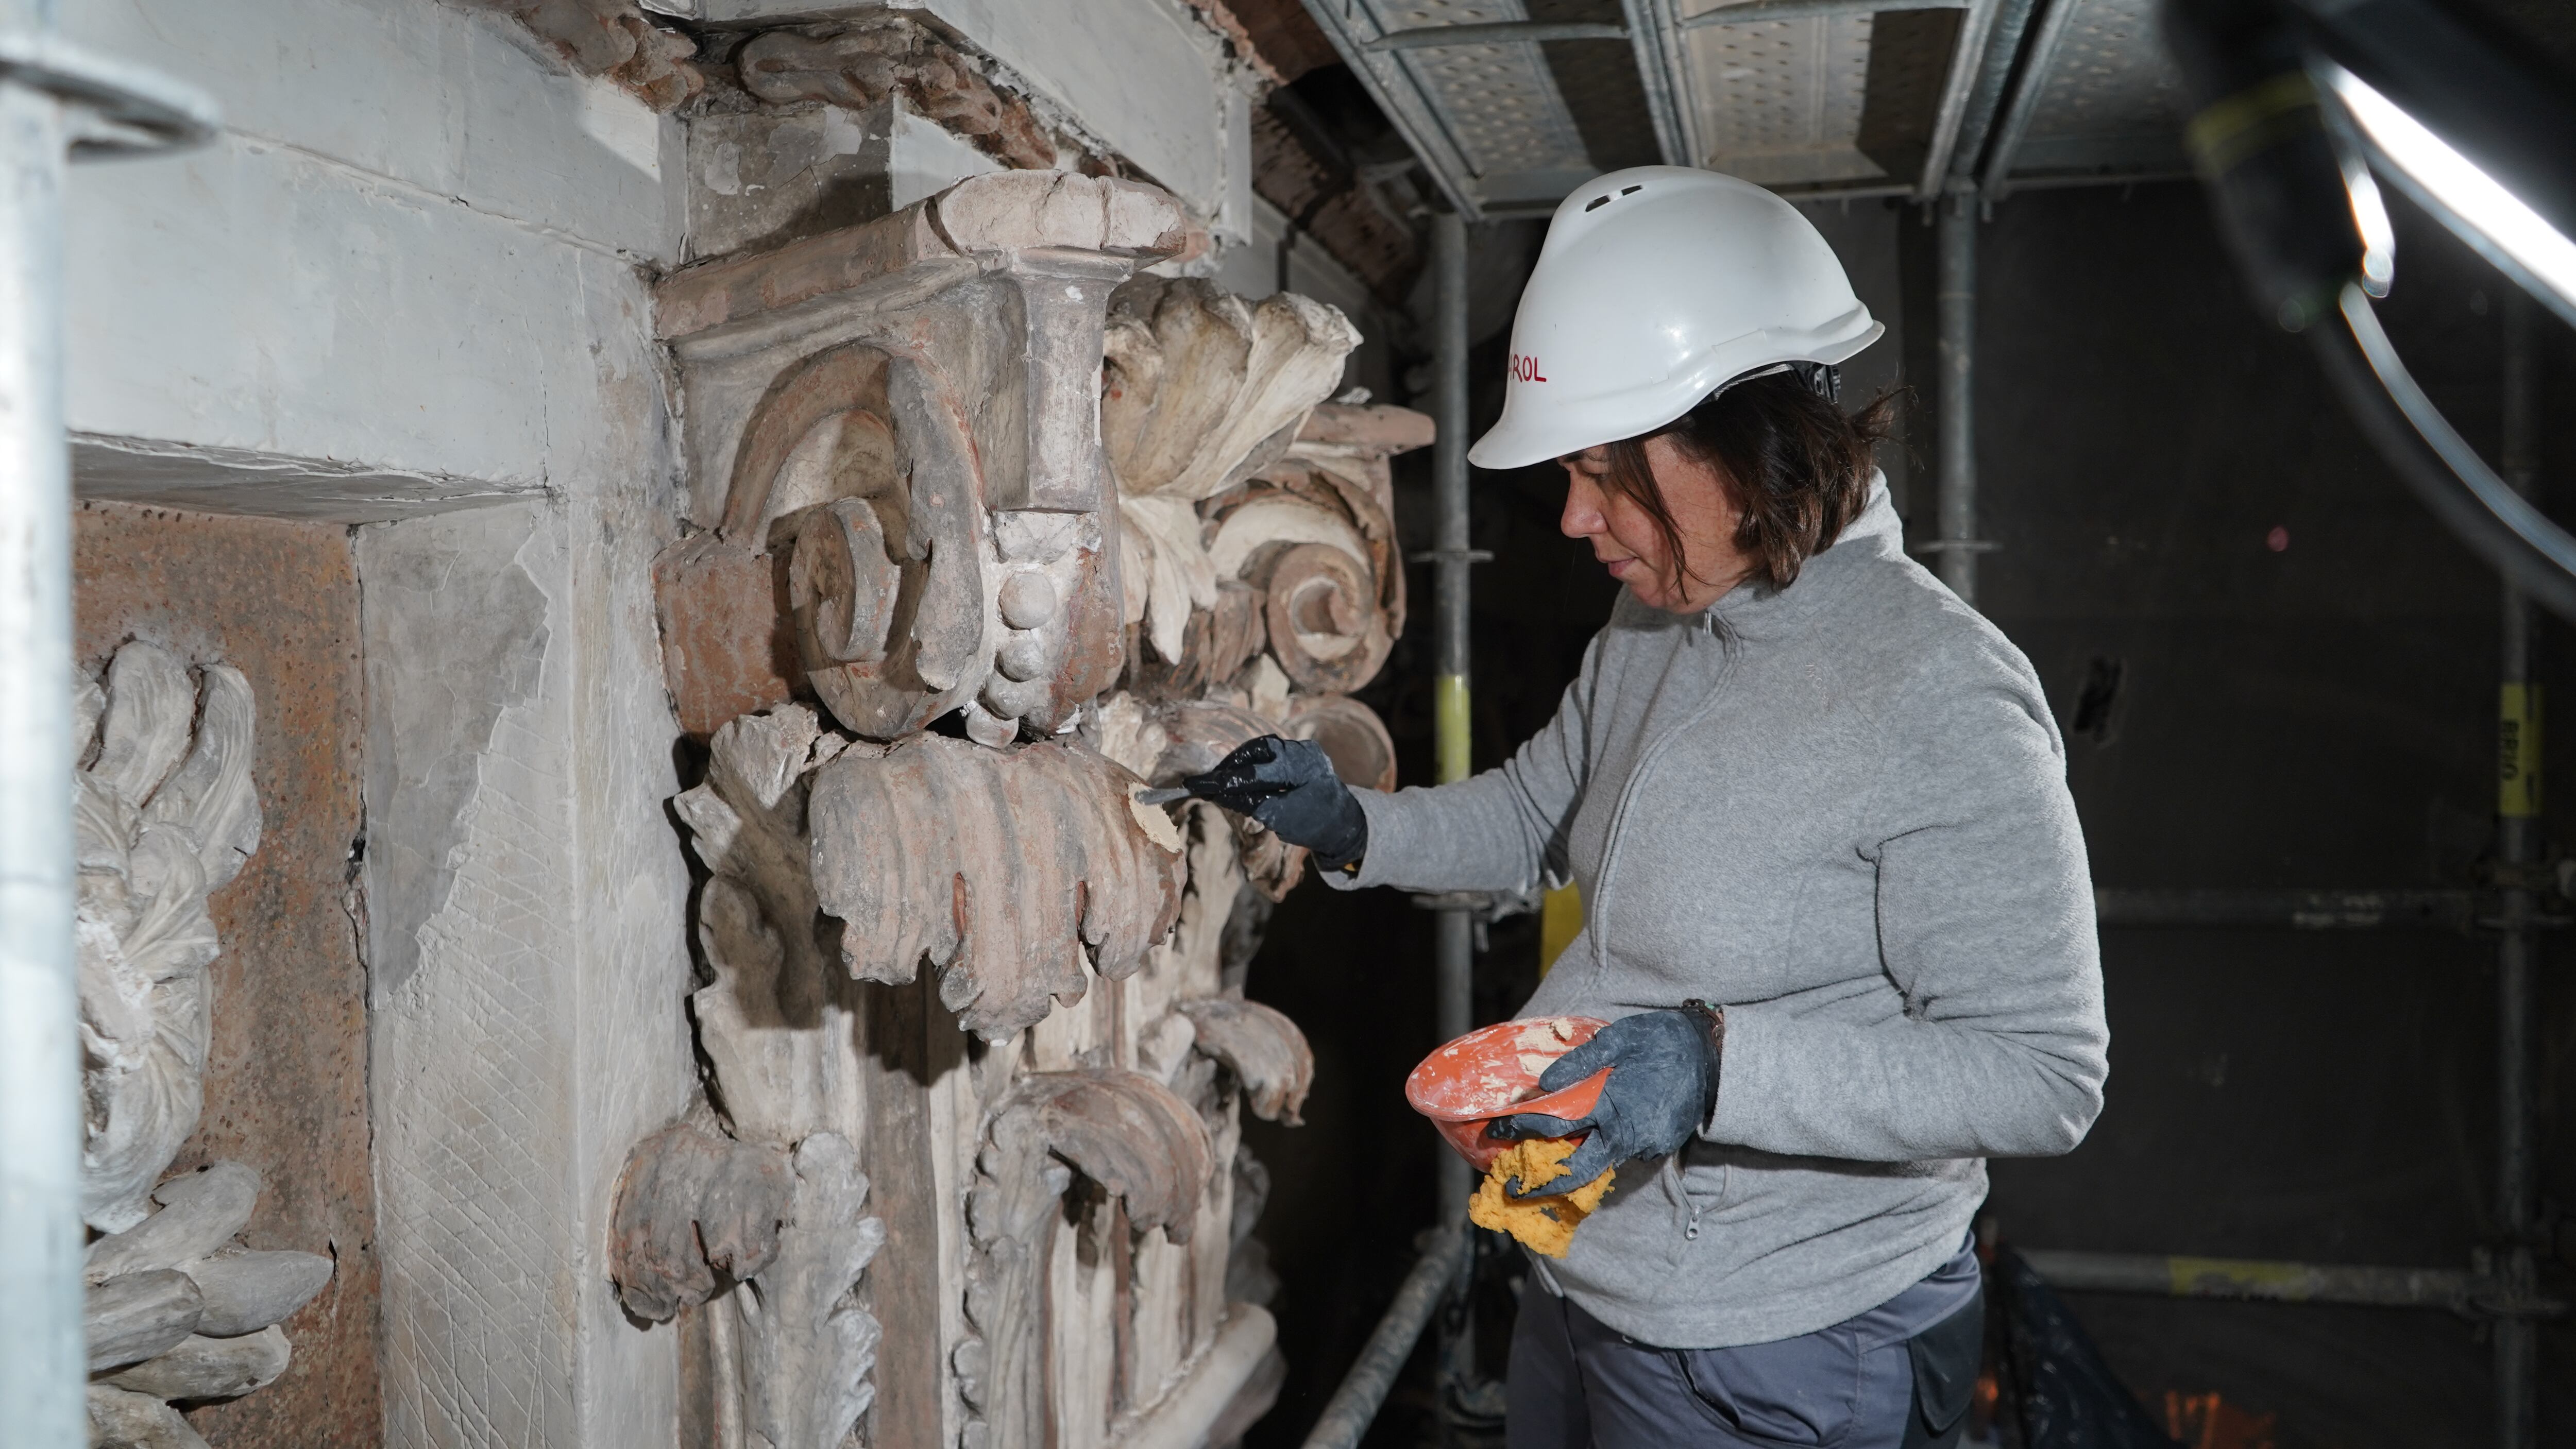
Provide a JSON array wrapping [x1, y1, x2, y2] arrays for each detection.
[[1177, 735, 1368, 870], [1485, 1002, 1725, 1197]]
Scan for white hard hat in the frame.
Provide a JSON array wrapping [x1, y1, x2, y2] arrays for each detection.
[[1467, 166, 1885, 471]]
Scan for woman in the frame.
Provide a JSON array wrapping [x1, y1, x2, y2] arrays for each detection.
[[1183, 167, 2107, 1449]]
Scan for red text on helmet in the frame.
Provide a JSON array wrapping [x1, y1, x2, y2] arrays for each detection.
[[1510, 353, 1548, 382]]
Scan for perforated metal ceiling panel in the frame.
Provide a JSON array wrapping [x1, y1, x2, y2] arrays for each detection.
[[1299, 0, 2187, 216], [1677, 11, 1885, 185], [1299, 0, 1614, 215], [1996, 0, 2189, 179]]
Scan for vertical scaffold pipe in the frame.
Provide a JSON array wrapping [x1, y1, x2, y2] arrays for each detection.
[[1430, 208, 1478, 1420], [0, 14, 83, 1445], [2494, 288, 2540, 1449], [1935, 191, 1980, 603]]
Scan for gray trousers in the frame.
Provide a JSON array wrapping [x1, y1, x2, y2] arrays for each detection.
[[1505, 1243, 1983, 1449]]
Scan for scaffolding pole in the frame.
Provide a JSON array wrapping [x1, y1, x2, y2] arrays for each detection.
[[1927, 190, 1992, 601], [1428, 207, 1479, 1427], [0, 26, 81, 1444], [2021, 1249, 2485, 1311], [0, 21, 213, 1445], [2494, 287, 2542, 1449]]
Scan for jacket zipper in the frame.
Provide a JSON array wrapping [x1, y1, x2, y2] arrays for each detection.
[[1582, 622, 1739, 986]]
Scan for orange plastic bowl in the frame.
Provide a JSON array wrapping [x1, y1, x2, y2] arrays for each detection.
[[1404, 1016, 1612, 1172]]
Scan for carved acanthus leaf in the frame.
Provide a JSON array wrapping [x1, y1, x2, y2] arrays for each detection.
[[1176, 998, 1315, 1127], [1103, 280, 1363, 675], [734, 1133, 887, 1449], [608, 1117, 795, 1323], [807, 734, 1184, 1039], [1024, 1068, 1214, 1243]]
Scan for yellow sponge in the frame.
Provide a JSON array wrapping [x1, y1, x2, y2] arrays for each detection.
[[1468, 1138, 1614, 1258]]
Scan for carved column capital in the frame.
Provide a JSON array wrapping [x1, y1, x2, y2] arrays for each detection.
[[655, 172, 1191, 746]]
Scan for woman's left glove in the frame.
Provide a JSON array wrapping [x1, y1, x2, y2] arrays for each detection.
[[1178, 735, 1368, 870], [1486, 1002, 1724, 1198]]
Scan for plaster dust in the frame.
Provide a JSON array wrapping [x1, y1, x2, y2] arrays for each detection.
[[72, 500, 380, 1446]]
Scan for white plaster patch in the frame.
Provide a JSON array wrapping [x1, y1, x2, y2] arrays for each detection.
[[820, 104, 869, 159], [579, 75, 665, 182], [889, 104, 1006, 211], [703, 139, 745, 197]]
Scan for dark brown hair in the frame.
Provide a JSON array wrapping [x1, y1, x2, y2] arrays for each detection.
[[1594, 371, 1897, 596]]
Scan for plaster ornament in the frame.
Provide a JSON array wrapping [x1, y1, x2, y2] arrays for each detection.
[[75, 642, 260, 1233], [86, 1385, 208, 1449], [655, 171, 1191, 747], [1281, 691, 1401, 795], [958, 1069, 1215, 1449], [1099, 279, 1363, 667], [660, 703, 1306, 1446], [98, 1326, 292, 1402], [1176, 997, 1315, 1127], [84, 1270, 203, 1373], [69, 651, 334, 1427], [607, 1118, 887, 1449], [608, 1117, 795, 1323], [1107, 696, 1308, 901], [807, 732, 1185, 1039], [455, 0, 701, 110], [733, 1134, 888, 1449], [737, 20, 1056, 171], [638, 174, 1404, 1449], [80, 1164, 333, 1415]]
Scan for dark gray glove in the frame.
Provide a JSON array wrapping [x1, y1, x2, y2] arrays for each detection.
[[1178, 735, 1367, 869], [1487, 1002, 1724, 1198]]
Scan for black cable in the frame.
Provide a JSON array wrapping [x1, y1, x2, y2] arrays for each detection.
[[2308, 282, 2576, 622]]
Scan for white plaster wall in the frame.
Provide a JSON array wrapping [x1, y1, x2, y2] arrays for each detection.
[[63, 0, 677, 499], [60, 4, 696, 1446], [704, 0, 1255, 235]]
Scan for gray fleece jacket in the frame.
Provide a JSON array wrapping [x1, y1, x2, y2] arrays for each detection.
[[1333, 481, 2106, 1349]]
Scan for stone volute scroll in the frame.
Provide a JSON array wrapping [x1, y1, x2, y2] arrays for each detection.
[[72, 642, 334, 1448], [653, 169, 1193, 747]]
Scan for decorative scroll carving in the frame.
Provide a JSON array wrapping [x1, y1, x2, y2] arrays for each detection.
[[82, 1164, 332, 1429], [738, 20, 1057, 171], [655, 171, 1189, 748], [69, 645, 330, 1431], [609, 1117, 794, 1323], [76, 642, 260, 1232], [608, 1118, 886, 1449], [1282, 692, 1400, 795], [960, 1068, 1215, 1449], [1177, 998, 1315, 1127], [455, 0, 702, 110], [1101, 279, 1363, 668], [641, 181, 1405, 1449], [1027, 1070, 1214, 1241]]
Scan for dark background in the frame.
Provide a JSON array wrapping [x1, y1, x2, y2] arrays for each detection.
[[1238, 180, 2576, 1447]]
